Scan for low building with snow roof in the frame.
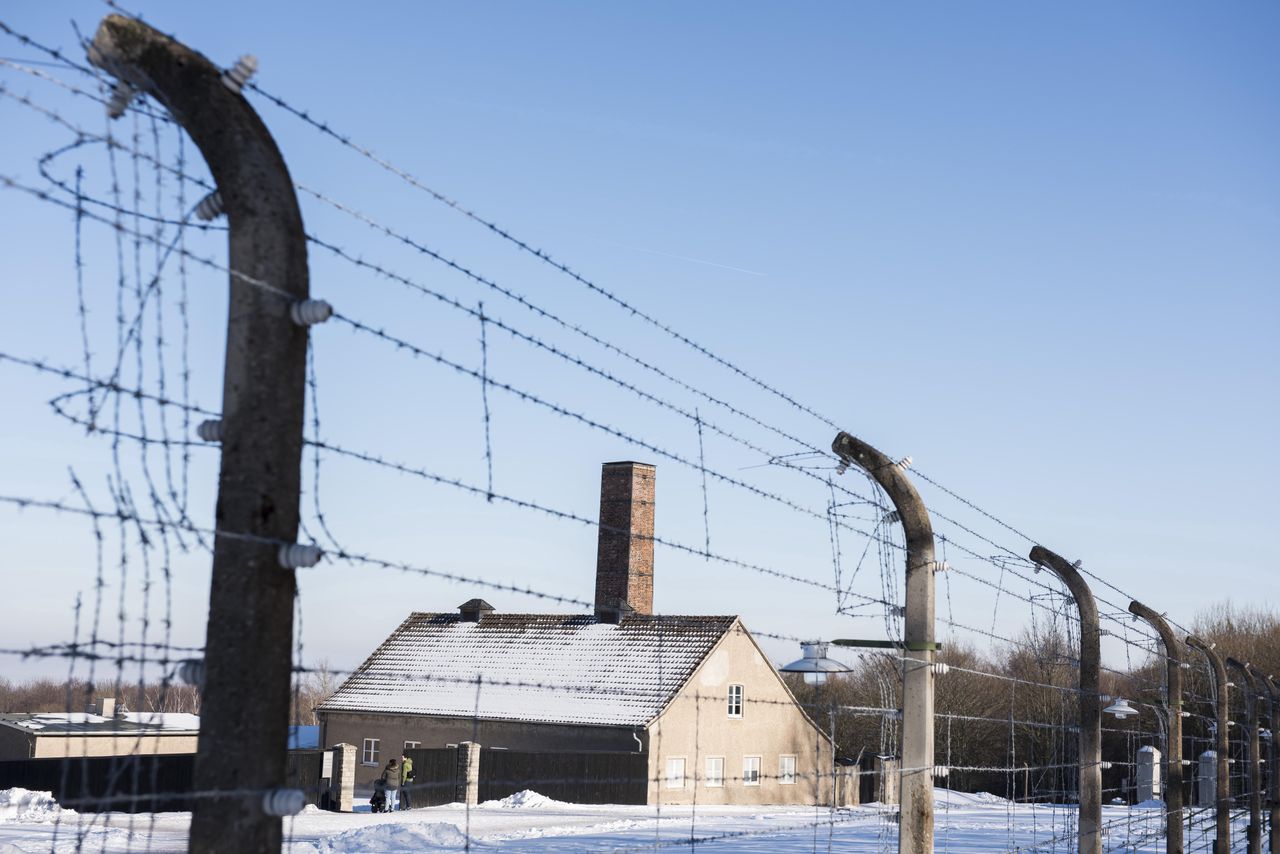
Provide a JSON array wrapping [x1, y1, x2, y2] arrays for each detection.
[[318, 461, 837, 805], [0, 698, 199, 761]]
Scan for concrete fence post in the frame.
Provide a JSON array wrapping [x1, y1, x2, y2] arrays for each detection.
[[1030, 546, 1101, 854], [88, 15, 312, 854], [456, 742, 481, 806], [1188, 636, 1231, 854], [1197, 751, 1218, 808], [1129, 600, 1185, 854], [1137, 746, 1162, 803], [1247, 668, 1279, 854], [832, 432, 936, 854], [1228, 658, 1263, 854], [328, 744, 356, 812]]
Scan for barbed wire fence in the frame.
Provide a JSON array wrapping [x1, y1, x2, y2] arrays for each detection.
[[0, 8, 1272, 854]]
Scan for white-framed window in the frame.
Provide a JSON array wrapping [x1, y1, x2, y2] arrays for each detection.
[[706, 756, 725, 788], [361, 738, 380, 766], [779, 754, 797, 785], [665, 757, 687, 789], [727, 684, 744, 718], [404, 740, 421, 751], [743, 755, 761, 786]]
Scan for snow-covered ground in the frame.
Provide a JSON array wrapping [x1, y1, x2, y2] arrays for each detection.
[[0, 788, 1234, 853]]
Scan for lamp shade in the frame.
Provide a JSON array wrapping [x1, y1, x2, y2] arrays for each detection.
[[780, 641, 853, 685], [1104, 697, 1138, 719]]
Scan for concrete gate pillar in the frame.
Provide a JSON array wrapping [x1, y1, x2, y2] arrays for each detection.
[[456, 741, 481, 806], [328, 743, 356, 812]]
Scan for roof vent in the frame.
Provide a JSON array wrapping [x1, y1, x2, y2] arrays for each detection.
[[596, 598, 635, 625], [95, 697, 116, 718], [458, 599, 495, 622]]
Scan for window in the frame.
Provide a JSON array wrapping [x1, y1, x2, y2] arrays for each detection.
[[727, 684, 744, 718], [706, 756, 725, 788], [404, 740, 421, 751], [743, 755, 761, 786], [361, 738, 380, 766], [779, 754, 797, 785], [665, 757, 686, 789]]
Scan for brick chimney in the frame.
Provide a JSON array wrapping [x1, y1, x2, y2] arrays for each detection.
[[594, 461, 655, 617]]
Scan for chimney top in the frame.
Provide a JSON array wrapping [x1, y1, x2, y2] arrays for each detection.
[[595, 461, 655, 616], [458, 599, 495, 622]]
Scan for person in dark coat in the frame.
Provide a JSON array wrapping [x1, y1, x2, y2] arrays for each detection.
[[381, 758, 401, 811]]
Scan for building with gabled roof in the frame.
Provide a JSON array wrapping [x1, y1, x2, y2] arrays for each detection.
[[318, 462, 836, 804]]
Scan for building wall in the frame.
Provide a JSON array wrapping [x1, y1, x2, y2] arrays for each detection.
[[0, 726, 35, 761], [30, 734, 198, 759], [645, 623, 835, 806], [319, 711, 645, 789]]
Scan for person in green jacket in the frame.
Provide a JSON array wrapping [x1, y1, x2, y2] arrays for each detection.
[[399, 753, 415, 810]]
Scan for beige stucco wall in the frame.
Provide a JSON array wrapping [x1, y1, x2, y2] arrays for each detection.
[[0, 727, 198, 761], [645, 622, 835, 806], [30, 733, 198, 759]]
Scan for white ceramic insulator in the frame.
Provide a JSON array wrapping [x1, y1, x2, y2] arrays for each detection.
[[278, 543, 323, 569], [195, 191, 223, 221], [932, 662, 950, 676], [290, 299, 333, 326], [933, 766, 950, 778], [834, 461, 848, 476], [106, 81, 135, 119], [1101, 761, 1113, 770], [895, 455, 913, 471], [177, 658, 205, 688], [196, 419, 224, 442], [931, 560, 951, 572], [261, 788, 305, 817], [221, 55, 258, 94]]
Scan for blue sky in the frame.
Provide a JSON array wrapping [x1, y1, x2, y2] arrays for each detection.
[[1, 2, 1276, 681]]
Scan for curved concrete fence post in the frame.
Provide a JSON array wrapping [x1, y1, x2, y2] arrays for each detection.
[[1187, 636, 1231, 854], [1228, 658, 1262, 854], [89, 14, 311, 853], [1029, 546, 1100, 854], [832, 432, 936, 854], [1129, 600, 1185, 854]]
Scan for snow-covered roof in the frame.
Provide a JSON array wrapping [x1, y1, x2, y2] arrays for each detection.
[[320, 613, 738, 727], [0, 712, 200, 736]]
